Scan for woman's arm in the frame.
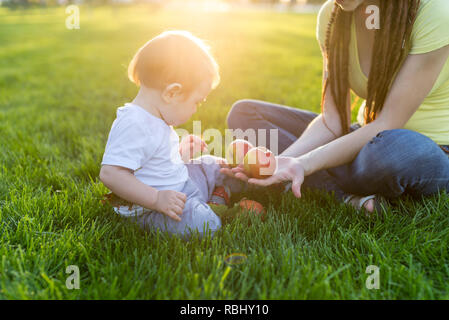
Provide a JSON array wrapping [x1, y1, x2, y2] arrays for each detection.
[[281, 52, 349, 157], [250, 45, 449, 196], [299, 45, 449, 176], [99, 165, 186, 221]]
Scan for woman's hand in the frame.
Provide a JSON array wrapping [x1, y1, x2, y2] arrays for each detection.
[[249, 157, 305, 198], [179, 134, 208, 162], [220, 156, 305, 198]]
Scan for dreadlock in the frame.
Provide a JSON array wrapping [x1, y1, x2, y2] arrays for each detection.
[[321, 0, 421, 135]]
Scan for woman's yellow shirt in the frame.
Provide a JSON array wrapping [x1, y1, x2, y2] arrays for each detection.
[[317, 0, 449, 145]]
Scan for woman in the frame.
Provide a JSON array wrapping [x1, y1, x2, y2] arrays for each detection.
[[223, 0, 449, 214]]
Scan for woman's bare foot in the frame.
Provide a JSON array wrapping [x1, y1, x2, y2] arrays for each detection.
[[347, 195, 375, 213]]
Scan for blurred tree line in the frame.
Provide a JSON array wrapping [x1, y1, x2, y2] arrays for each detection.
[[1, 0, 326, 9]]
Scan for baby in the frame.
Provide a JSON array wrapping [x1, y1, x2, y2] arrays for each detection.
[[99, 31, 244, 239]]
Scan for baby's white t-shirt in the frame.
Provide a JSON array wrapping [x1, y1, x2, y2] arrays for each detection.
[[101, 103, 188, 192]]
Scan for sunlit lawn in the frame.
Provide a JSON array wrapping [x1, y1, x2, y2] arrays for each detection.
[[1, 4, 449, 299]]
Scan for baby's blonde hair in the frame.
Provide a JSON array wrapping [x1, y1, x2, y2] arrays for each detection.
[[128, 31, 220, 95]]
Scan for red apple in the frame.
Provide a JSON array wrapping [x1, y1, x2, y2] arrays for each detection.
[[238, 198, 267, 222], [243, 147, 276, 179], [226, 139, 254, 168], [239, 199, 265, 214]]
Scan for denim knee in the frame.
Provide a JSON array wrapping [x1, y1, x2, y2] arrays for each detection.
[[352, 128, 444, 180], [227, 99, 255, 129]]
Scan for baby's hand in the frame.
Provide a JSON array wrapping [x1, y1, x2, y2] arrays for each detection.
[[179, 134, 208, 162], [154, 190, 187, 221]]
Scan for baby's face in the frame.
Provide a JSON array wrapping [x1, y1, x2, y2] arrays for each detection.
[[160, 80, 212, 126]]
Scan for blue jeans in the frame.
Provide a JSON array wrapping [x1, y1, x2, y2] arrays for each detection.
[[227, 99, 449, 202]]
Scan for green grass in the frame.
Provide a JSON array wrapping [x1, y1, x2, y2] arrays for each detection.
[[1, 4, 449, 300]]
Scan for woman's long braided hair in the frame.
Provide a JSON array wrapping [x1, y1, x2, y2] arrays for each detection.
[[321, 0, 421, 135]]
